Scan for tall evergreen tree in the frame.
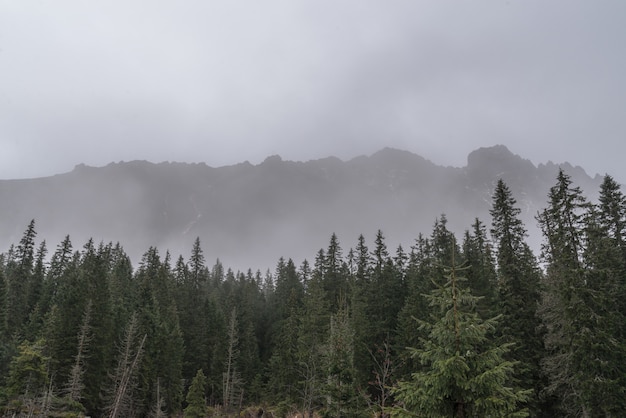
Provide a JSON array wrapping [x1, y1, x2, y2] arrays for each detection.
[[596, 174, 626, 320], [4, 338, 50, 413], [266, 259, 305, 405], [574, 204, 626, 415], [363, 230, 404, 381], [176, 242, 211, 390], [397, 218, 458, 379], [222, 307, 242, 411], [5, 220, 37, 335], [80, 240, 116, 414], [0, 267, 7, 340], [392, 261, 530, 417], [322, 300, 362, 417], [597, 174, 626, 258], [135, 247, 184, 415], [462, 219, 497, 318], [490, 179, 544, 414], [536, 169, 624, 416], [323, 233, 349, 313], [184, 369, 208, 418]]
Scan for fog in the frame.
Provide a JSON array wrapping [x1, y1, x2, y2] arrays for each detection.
[[1, 1, 625, 183], [0, 147, 604, 273]]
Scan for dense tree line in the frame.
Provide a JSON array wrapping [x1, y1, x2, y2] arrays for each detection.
[[1, 171, 625, 417]]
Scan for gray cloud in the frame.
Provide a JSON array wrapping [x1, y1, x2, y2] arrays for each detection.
[[1, 1, 625, 181]]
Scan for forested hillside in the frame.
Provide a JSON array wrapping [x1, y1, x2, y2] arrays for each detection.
[[0, 146, 602, 271], [1, 170, 625, 417]]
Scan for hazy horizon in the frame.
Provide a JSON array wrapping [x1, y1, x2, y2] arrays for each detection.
[[2, 1, 625, 182]]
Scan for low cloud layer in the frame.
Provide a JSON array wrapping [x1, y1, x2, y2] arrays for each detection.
[[1, 1, 625, 181]]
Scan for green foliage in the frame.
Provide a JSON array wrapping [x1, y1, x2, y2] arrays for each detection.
[[322, 301, 364, 418], [490, 179, 544, 413], [184, 369, 207, 418], [538, 171, 626, 415], [392, 263, 530, 418], [6, 339, 50, 401], [5, 220, 37, 335], [1, 172, 625, 417]]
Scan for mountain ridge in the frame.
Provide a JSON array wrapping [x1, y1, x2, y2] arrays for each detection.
[[0, 145, 604, 271]]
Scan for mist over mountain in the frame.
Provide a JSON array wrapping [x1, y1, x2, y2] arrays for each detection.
[[0, 145, 603, 271]]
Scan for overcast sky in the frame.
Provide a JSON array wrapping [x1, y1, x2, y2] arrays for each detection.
[[1, 1, 625, 182]]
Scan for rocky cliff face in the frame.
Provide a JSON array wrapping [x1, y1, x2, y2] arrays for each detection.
[[0, 145, 603, 271]]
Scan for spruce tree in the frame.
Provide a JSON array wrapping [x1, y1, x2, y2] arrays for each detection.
[[4, 338, 51, 417], [296, 250, 330, 414], [323, 233, 349, 313], [366, 231, 404, 346], [392, 261, 530, 417], [462, 219, 497, 319], [597, 174, 626, 321], [5, 220, 37, 335], [537, 169, 591, 415], [322, 300, 362, 417], [0, 266, 7, 340], [266, 259, 304, 405], [575, 205, 626, 415], [184, 369, 207, 418], [597, 174, 626, 257], [135, 247, 184, 415], [489, 179, 543, 413]]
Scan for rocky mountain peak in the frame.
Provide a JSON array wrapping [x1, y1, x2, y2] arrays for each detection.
[[466, 145, 537, 186]]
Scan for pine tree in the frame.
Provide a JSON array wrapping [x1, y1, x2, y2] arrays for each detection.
[[177, 243, 212, 388], [135, 247, 185, 415], [296, 250, 330, 414], [0, 266, 7, 340], [105, 313, 146, 418], [596, 174, 626, 322], [597, 174, 626, 258], [347, 234, 373, 391], [392, 260, 530, 417], [367, 231, 404, 344], [266, 259, 304, 405], [65, 300, 92, 404], [222, 307, 242, 411], [574, 204, 626, 415], [43, 248, 84, 391], [322, 300, 362, 417], [489, 179, 544, 413], [397, 233, 435, 377], [5, 220, 37, 335], [397, 217, 458, 379], [323, 233, 349, 313], [184, 369, 208, 418], [462, 219, 497, 318], [3, 338, 53, 417], [537, 169, 591, 415]]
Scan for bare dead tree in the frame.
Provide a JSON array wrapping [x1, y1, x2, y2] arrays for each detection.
[[150, 377, 167, 418], [105, 313, 146, 418], [222, 307, 242, 411], [368, 339, 394, 418], [65, 300, 93, 403]]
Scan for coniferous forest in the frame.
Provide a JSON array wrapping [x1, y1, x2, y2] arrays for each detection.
[[1, 170, 625, 418]]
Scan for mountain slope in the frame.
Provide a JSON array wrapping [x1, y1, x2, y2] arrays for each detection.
[[0, 146, 602, 271]]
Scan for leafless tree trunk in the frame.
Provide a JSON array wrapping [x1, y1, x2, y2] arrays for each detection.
[[151, 377, 167, 418], [368, 339, 394, 417], [223, 307, 242, 411], [105, 313, 146, 418], [66, 300, 92, 403]]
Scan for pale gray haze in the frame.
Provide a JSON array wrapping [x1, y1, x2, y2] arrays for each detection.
[[1, 1, 626, 181]]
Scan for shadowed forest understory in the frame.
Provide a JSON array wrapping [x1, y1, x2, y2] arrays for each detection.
[[1, 170, 625, 417]]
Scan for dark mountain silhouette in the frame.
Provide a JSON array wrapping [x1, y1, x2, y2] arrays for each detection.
[[0, 145, 603, 271]]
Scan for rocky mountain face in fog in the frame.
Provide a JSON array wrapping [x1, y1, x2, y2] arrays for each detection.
[[0, 145, 603, 270]]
